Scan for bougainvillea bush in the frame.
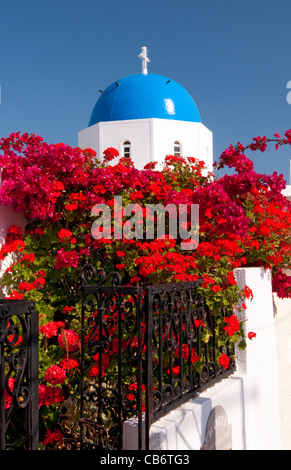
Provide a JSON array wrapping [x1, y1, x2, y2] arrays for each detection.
[[0, 130, 291, 448]]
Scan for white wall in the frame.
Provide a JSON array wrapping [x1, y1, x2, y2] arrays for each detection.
[[0, 205, 26, 296], [78, 119, 152, 169], [151, 119, 213, 171], [234, 267, 281, 450], [123, 377, 246, 451], [123, 267, 282, 450], [78, 118, 213, 171], [274, 294, 291, 449], [282, 185, 291, 199]]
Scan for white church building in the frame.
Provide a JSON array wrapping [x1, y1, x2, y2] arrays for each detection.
[[78, 47, 213, 171]]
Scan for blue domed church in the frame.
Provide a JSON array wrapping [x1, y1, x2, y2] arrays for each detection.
[[78, 47, 213, 170]]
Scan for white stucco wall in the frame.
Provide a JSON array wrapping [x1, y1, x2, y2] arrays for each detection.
[[78, 118, 213, 171], [234, 267, 281, 450], [282, 185, 291, 199], [123, 377, 246, 451], [150, 119, 213, 170], [274, 294, 291, 450], [0, 205, 26, 296]]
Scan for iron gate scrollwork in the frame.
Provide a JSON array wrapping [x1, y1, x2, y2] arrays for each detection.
[[0, 299, 39, 450], [80, 265, 145, 450], [80, 265, 236, 450]]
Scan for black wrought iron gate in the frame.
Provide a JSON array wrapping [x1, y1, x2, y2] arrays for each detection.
[[80, 265, 235, 451], [0, 266, 235, 450], [0, 299, 39, 450]]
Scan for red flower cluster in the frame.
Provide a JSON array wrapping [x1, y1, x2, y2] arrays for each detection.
[[103, 147, 119, 163], [224, 314, 240, 336], [39, 321, 65, 339], [0, 238, 24, 260], [44, 365, 66, 386], [218, 353, 230, 370], [57, 329, 80, 352], [43, 429, 64, 447], [18, 276, 45, 291], [55, 248, 79, 269], [57, 228, 76, 244], [38, 384, 65, 407], [4, 377, 14, 410]]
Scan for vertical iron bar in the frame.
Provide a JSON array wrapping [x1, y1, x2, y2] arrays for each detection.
[[169, 293, 173, 394], [0, 310, 5, 451], [145, 287, 153, 450], [212, 316, 216, 365], [158, 294, 163, 402], [197, 303, 202, 389], [189, 289, 194, 385], [0, 301, 39, 450], [27, 304, 39, 450], [205, 341, 209, 366], [80, 288, 85, 448], [98, 301, 104, 439], [179, 290, 183, 397], [137, 289, 142, 451], [117, 289, 122, 450]]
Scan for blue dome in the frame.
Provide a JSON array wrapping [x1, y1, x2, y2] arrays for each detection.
[[89, 73, 201, 126]]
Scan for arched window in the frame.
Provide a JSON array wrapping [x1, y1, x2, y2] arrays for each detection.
[[174, 141, 181, 157], [123, 141, 131, 158]]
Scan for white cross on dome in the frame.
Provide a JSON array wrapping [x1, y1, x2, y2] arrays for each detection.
[[137, 46, 150, 75]]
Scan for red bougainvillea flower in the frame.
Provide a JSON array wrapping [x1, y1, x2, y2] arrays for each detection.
[[39, 321, 65, 339], [57, 329, 80, 352], [103, 147, 119, 163], [18, 281, 35, 291], [218, 353, 230, 370], [65, 203, 78, 211], [0, 239, 25, 260], [55, 248, 79, 269], [181, 344, 201, 363], [4, 289, 25, 300], [223, 314, 240, 336], [8, 333, 23, 346], [4, 377, 14, 410], [33, 277, 46, 289], [38, 384, 65, 407], [44, 365, 66, 386], [62, 306, 74, 314], [59, 357, 79, 370], [6, 224, 23, 236], [248, 331, 257, 340], [43, 429, 64, 447], [57, 228, 74, 242], [21, 253, 35, 263]]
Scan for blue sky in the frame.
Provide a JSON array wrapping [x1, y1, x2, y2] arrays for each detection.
[[1, 0, 291, 182]]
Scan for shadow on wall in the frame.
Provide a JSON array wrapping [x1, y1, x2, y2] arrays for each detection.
[[123, 374, 254, 450], [150, 375, 249, 450]]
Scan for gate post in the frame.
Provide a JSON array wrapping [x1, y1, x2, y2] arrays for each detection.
[[0, 299, 39, 450], [145, 286, 153, 451], [27, 301, 39, 450]]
